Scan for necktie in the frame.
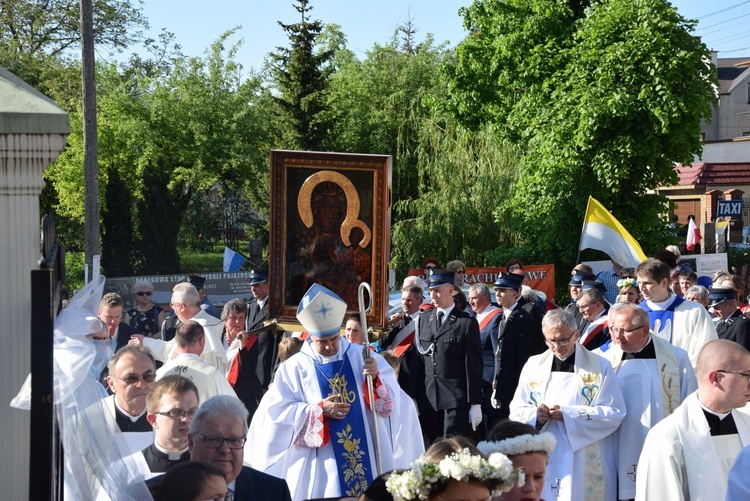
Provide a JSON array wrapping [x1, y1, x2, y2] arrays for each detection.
[[437, 311, 444, 328]]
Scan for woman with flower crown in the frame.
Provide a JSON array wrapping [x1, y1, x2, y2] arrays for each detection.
[[478, 420, 556, 501], [616, 277, 641, 304], [386, 436, 522, 501]]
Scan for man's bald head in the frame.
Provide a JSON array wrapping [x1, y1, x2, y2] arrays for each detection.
[[696, 339, 750, 413], [696, 340, 750, 382]]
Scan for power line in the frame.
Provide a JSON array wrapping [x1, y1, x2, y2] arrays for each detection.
[[694, 12, 750, 32], [697, 1, 750, 20]]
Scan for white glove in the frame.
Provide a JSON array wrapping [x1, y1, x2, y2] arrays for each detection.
[[491, 389, 501, 409], [469, 404, 483, 431]]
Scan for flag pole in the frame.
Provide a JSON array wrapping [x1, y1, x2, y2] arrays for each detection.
[[576, 196, 593, 265]]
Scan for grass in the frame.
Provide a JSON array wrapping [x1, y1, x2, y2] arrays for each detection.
[[178, 248, 224, 273]]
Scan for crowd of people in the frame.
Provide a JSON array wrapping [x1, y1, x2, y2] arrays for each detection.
[[41, 247, 750, 501]]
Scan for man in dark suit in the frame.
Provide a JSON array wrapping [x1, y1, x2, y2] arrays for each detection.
[[710, 287, 750, 351], [492, 272, 545, 420], [244, 269, 280, 395], [188, 395, 291, 500], [96, 292, 142, 387], [416, 270, 483, 444], [98, 292, 140, 353]]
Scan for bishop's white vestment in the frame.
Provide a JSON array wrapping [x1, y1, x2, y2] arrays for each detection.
[[245, 338, 422, 501], [509, 343, 626, 501]]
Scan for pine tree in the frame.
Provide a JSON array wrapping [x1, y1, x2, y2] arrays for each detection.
[[270, 0, 333, 150]]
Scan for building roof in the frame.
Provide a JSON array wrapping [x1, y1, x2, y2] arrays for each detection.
[[675, 162, 750, 186], [0, 66, 70, 134], [717, 57, 750, 94]]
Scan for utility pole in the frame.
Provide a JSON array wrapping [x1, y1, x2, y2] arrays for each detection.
[[80, 0, 100, 282]]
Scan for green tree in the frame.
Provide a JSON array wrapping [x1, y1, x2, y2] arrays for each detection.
[[0, 0, 145, 91], [101, 165, 135, 276], [270, 0, 333, 150], [449, 0, 716, 267]]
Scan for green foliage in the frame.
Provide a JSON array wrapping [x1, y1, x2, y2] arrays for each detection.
[[101, 166, 135, 277], [391, 116, 520, 275], [449, 0, 717, 269], [270, 0, 333, 150]]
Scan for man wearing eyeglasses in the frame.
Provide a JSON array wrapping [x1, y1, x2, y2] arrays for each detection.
[[138, 375, 200, 474], [509, 309, 626, 501], [636, 339, 750, 500], [599, 302, 696, 500], [188, 395, 291, 500], [134, 283, 228, 373], [576, 288, 611, 351]]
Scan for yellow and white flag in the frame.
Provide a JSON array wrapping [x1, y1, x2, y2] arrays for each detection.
[[578, 196, 647, 268]]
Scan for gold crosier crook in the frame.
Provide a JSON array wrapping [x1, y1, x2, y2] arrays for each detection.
[[358, 282, 382, 476], [297, 170, 372, 248]]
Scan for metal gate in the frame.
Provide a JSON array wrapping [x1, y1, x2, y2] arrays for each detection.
[[30, 213, 66, 500]]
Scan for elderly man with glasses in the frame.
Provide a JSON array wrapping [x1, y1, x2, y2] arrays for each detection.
[[599, 302, 696, 501], [576, 288, 611, 351], [509, 309, 625, 501], [636, 339, 750, 500], [189, 395, 291, 501]]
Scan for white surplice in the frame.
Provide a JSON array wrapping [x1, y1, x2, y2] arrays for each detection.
[[636, 393, 750, 501], [156, 352, 237, 403], [601, 335, 696, 500], [245, 338, 422, 501], [509, 343, 626, 501], [640, 296, 717, 368], [143, 309, 228, 373]]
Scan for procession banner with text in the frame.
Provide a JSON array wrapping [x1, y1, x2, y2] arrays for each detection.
[[408, 265, 557, 301]]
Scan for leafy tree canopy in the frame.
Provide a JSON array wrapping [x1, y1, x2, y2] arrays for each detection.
[[448, 0, 716, 266]]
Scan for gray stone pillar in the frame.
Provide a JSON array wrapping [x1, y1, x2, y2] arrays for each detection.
[[0, 67, 70, 499]]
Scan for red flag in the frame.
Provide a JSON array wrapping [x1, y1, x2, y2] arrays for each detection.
[[686, 218, 702, 251]]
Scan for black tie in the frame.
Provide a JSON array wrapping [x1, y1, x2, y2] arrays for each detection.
[[437, 311, 444, 328]]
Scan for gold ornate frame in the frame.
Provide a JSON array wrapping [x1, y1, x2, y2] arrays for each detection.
[[269, 150, 392, 329]]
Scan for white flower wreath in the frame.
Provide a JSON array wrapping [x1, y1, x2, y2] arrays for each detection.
[[386, 448, 523, 501], [477, 432, 556, 457]]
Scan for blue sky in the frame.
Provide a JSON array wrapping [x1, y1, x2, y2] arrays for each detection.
[[123, 0, 750, 71]]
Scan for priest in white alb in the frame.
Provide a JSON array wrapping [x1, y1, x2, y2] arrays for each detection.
[[245, 284, 422, 501], [598, 302, 696, 500], [636, 339, 750, 500], [509, 309, 626, 501]]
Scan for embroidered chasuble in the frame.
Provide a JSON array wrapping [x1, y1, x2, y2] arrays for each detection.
[[313, 355, 373, 496], [509, 344, 625, 501], [602, 335, 696, 500]]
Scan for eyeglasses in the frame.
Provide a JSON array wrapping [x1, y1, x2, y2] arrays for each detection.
[[577, 302, 594, 310], [717, 370, 750, 382], [201, 495, 234, 501], [194, 433, 246, 449], [112, 372, 156, 386], [544, 333, 577, 347], [610, 325, 646, 336], [170, 302, 183, 308], [135, 291, 153, 297], [456, 270, 465, 274], [155, 408, 197, 419]]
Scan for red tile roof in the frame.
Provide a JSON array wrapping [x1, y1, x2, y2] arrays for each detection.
[[674, 162, 750, 186]]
